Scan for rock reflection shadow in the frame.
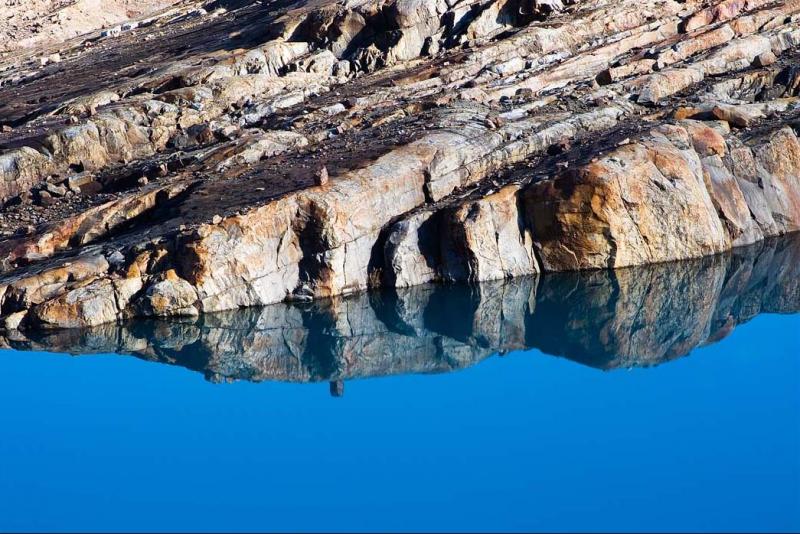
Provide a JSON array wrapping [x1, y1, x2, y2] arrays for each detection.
[[3, 235, 798, 387]]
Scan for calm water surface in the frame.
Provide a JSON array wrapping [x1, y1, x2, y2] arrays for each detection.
[[0, 236, 798, 532]]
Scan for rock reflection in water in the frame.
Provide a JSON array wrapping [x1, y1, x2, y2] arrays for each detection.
[[2, 235, 798, 389]]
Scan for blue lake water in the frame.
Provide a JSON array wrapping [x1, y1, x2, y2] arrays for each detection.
[[0, 236, 798, 532]]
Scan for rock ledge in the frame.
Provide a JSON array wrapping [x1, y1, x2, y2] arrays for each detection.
[[0, 0, 799, 330]]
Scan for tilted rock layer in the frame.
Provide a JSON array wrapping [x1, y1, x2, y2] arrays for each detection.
[[0, 0, 798, 330]]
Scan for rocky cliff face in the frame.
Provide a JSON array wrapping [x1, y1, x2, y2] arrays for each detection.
[[0, 0, 798, 330]]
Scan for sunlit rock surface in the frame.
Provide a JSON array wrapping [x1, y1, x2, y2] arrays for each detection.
[[3, 234, 797, 384], [0, 0, 799, 329]]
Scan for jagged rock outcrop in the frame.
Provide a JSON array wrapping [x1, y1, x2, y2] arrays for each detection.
[[3, 234, 798, 383], [0, 0, 799, 330]]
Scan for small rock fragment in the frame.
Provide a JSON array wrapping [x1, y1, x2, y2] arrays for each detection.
[[106, 250, 126, 269], [36, 190, 55, 206], [548, 137, 572, 155], [3, 311, 27, 331], [754, 51, 777, 68], [67, 173, 95, 193], [712, 104, 763, 128], [314, 165, 329, 186], [45, 183, 67, 197], [218, 125, 239, 140]]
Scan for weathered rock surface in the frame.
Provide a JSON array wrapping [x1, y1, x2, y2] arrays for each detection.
[[0, 0, 185, 53], [3, 234, 798, 384], [0, 0, 798, 329]]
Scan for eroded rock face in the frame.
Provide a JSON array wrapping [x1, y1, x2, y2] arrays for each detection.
[[526, 123, 800, 270], [0, 0, 799, 329], [4, 234, 798, 381]]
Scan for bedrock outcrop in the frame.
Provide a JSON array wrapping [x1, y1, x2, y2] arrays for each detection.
[[0, 0, 799, 330]]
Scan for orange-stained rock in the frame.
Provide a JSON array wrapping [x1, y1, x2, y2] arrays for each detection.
[[753, 127, 800, 234], [524, 125, 730, 271], [30, 278, 120, 329], [682, 120, 728, 156], [673, 106, 707, 120], [700, 154, 763, 246], [138, 272, 199, 317], [683, 0, 773, 33]]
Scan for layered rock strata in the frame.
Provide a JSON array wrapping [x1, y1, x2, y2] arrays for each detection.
[[4, 234, 798, 383], [0, 0, 798, 330]]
